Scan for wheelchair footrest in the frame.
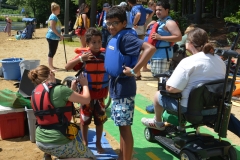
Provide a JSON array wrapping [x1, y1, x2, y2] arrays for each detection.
[[155, 136, 181, 154]]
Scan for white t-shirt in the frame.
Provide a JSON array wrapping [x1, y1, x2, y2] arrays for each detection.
[[166, 52, 226, 107]]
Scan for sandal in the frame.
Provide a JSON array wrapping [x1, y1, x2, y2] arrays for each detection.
[[135, 75, 141, 80]]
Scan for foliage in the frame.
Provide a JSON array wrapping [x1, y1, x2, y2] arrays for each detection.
[[169, 10, 188, 34], [0, 16, 22, 22], [224, 6, 240, 49], [224, 6, 240, 24]]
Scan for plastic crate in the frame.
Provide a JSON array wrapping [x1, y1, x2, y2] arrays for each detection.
[[0, 106, 25, 140], [25, 107, 36, 143]]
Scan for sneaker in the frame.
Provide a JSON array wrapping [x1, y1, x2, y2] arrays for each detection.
[[43, 153, 52, 160], [141, 117, 165, 130]]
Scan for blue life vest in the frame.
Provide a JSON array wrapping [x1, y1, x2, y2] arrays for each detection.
[[152, 16, 173, 60], [105, 29, 138, 77]]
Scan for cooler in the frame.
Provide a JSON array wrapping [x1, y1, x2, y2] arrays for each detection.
[[0, 105, 25, 140]]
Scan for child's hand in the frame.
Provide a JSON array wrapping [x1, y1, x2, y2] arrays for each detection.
[[151, 32, 161, 40], [123, 66, 135, 77], [81, 52, 95, 61], [78, 73, 88, 86]]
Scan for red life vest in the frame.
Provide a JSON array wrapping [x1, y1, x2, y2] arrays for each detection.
[[148, 20, 176, 47], [74, 47, 106, 54], [31, 83, 74, 126], [148, 22, 159, 46]]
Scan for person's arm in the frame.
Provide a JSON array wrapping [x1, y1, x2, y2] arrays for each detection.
[[65, 52, 94, 70], [68, 73, 90, 104], [123, 42, 156, 76], [50, 20, 63, 40], [151, 20, 182, 43], [133, 12, 141, 26], [166, 85, 182, 93], [65, 54, 83, 70]]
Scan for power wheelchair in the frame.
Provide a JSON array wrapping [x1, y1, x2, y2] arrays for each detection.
[[144, 23, 240, 160]]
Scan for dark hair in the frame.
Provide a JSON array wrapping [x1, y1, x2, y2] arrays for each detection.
[[127, 0, 136, 4], [156, 0, 170, 10], [28, 65, 50, 85], [85, 27, 102, 44], [106, 6, 127, 22], [79, 3, 89, 15], [121, 5, 131, 12], [187, 28, 214, 55]]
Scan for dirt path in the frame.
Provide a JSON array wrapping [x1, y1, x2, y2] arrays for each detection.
[[0, 28, 240, 160]]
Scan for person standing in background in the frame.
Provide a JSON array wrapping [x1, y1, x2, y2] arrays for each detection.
[[74, 3, 90, 47], [118, 2, 133, 29], [4, 16, 12, 36], [127, 0, 153, 80], [46, 2, 63, 71], [98, 3, 111, 48], [141, 1, 156, 72]]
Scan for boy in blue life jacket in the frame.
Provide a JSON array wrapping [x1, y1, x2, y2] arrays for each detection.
[[65, 28, 108, 154], [147, 0, 182, 77], [104, 6, 156, 160]]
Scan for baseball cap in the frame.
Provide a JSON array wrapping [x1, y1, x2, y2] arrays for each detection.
[[103, 3, 110, 8], [118, 2, 127, 7]]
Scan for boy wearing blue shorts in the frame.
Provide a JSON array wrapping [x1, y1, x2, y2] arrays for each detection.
[[104, 6, 156, 160]]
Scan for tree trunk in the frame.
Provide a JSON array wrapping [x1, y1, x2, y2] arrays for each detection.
[[169, 0, 178, 12], [90, 0, 97, 27], [212, 0, 216, 16], [182, 0, 188, 15], [195, 0, 202, 24], [202, 0, 205, 13], [188, 0, 194, 14]]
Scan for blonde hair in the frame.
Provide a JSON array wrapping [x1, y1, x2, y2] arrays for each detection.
[[184, 24, 196, 34], [51, 2, 60, 12], [28, 65, 51, 85]]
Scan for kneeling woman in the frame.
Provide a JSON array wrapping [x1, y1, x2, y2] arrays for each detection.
[[28, 65, 95, 160]]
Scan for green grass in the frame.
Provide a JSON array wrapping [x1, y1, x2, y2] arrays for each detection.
[[60, 40, 80, 47]]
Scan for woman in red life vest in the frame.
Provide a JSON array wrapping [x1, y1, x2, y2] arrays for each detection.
[[28, 65, 95, 160]]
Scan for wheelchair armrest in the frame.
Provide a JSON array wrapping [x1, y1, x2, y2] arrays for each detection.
[[154, 70, 173, 78], [160, 90, 182, 99]]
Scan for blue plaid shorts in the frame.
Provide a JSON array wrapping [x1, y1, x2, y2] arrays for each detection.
[[111, 97, 135, 126]]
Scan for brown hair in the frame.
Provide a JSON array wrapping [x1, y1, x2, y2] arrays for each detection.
[[85, 27, 102, 44], [184, 24, 196, 34], [148, 1, 155, 7], [79, 3, 89, 15], [51, 2, 60, 12], [187, 28, 214, 55], [28, 65, 51, 85]]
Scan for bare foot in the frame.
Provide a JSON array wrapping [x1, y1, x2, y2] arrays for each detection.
[[142, 68, 151, 72], [96, 144, 105, 154]]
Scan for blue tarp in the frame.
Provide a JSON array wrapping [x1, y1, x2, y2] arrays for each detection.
[[22, 18, 36, 22]]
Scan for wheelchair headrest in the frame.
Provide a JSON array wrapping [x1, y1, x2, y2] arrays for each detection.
[[185, 78, 233, 124]]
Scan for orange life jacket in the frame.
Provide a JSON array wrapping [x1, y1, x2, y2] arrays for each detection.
[[72, 48, 109, 91], [31, 83, 74, 126]]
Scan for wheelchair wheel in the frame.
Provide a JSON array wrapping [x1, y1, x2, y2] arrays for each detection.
[[226, 146, 237, 160], [144, 127, 155, 142], [180, 150, 197, 160]]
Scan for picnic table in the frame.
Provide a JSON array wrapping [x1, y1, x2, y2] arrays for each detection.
[[0, 21, 26, 32]]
